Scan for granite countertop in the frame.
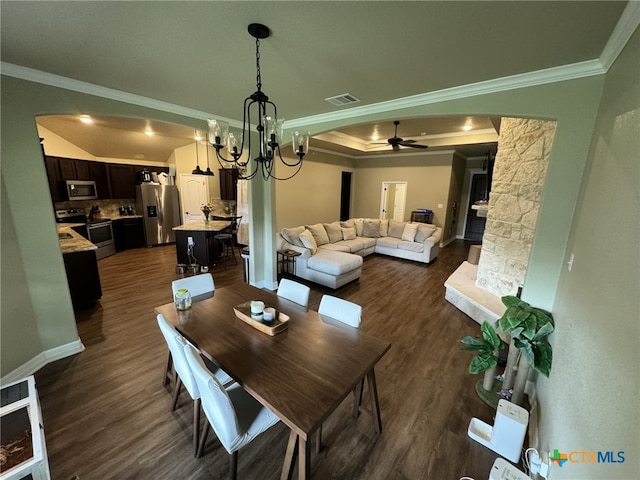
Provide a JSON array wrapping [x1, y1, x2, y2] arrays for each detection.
[[56, 224, 97, 254], [91, 214, 143, 221], [173, 220, 230, 232]]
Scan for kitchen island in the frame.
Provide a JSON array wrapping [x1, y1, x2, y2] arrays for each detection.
[[173, 220, 231, 268], [57, 224, 102, 311]]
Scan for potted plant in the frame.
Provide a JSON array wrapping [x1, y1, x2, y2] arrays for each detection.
[[496, 295, 554, 405], [461, 321, 505, 391]]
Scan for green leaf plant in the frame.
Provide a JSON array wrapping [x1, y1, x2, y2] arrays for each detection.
[[496, 295, 554, 377], [461, 321, 505, 375]]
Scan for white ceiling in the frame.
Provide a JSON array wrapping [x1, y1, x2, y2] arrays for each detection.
[[2, 1, 633, 161]]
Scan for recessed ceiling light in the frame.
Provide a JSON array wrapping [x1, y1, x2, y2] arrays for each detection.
[[194, 132, 202, 141], [463, 124, 473, 131], [80, 115, 93, 124], [145, 129, 154, 136]]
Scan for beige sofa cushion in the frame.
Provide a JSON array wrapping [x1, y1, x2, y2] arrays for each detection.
[[353, 218, 364, 237], [281, 226, 306, 247], [306, 223, 330, 246], [342, 226, 356, 240], [379, 219, 389, 237], [398, 240, 424, 253], [299, 229, 318, 254], [323, 222, 343, 243], [340, 219, 355, 230], [388, 220, 406, 239], [415, 223, 437, 243], [362, 219, 381, 238], [307, 250, 363, 275], [402, 223, 419, 242]]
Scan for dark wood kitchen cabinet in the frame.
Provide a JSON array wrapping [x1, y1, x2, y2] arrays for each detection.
[[44, 156, 64, 202], [219, 168, 239, 200], [107, 164, 136, 199], [63, 249, 102, 311], [57, 157, 92, 180], [112, 217, 145, 252], [89, 162, 109, 199]]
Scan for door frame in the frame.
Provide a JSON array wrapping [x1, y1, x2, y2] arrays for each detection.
[[461, 168, 486, 239], [379, 181, 408, 220]]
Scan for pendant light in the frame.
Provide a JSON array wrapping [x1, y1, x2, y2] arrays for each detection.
[[203, 141, 214, 176], [192, 130, 204, 175]]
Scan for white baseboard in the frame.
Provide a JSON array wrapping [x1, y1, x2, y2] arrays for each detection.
[[1, 338, 85, 385], [250, 279, 278, 291]]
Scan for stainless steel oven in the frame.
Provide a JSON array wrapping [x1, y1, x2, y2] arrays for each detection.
[[87, 220, 116, 260]]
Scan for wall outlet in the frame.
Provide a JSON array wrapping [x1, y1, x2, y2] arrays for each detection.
[[187, 236, 194, 246]]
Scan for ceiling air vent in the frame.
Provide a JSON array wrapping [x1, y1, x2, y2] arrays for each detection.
[[325, 93, 361, 106]]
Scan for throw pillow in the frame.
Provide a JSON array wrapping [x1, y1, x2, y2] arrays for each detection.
[[379, 219, 389, 237], [414, 223, 437, 243], [281, 226, 306, 247], [305, 223, 330, 246], [299, 229, 317, 254], [362, 219, 381, 238], [323, 221, 343, 243], [340, 219, 355, 230], [353, 218, 364, 237], [401, 222, 419, 242], [388, 219, 406, 239], [342, 226, 356, 240]]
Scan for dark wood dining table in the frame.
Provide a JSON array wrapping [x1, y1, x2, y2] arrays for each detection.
[[154, 283, 391, 480]]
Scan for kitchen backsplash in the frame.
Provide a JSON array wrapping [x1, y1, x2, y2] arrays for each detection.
[[54, 197, 236, 219]]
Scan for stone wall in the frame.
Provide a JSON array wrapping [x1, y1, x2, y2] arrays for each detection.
[[476, 117, 557, 297]]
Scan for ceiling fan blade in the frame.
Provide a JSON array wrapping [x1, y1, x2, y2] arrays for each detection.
[[400, 142, 429, 149], [400, 139, 416, 144]]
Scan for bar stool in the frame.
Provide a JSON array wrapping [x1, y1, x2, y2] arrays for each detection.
[[213, 216, 241, 269]]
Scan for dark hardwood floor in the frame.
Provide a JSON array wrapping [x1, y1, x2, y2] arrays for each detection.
[[36, 240, 500, 479]]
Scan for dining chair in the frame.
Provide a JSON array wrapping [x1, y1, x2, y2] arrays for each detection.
[[164, 273, 216, 386], [184, 342, 280, 479], [316, 294, 363, 452], [171, 272, 215, 298], [157, 314, 233, 455], [277, 278, 311, 308], [318, 294, 362, 328]]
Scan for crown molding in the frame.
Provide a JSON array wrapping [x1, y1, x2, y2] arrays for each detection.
[[355, 149, 457, 160], [599, 1, 640, 72], [286, 59, 606, 129], [0, 62, 242, 128]]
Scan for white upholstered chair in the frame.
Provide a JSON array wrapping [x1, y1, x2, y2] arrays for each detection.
[[277, 278, 311, 308], [171, 273, 215, 298], [318, 294, 362, 328], [164, 274, 216, 386], [316, 294, 363, 452], [157, 314, 232, 455], [184, 343, 280, 479]]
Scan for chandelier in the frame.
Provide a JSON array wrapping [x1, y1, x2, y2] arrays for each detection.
[[207, 23, 310, 181]]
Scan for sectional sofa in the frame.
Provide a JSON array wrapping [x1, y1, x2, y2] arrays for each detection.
[[276, 218, 442, 288]]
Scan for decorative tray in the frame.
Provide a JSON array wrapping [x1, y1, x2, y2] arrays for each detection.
[[233, 302, 290, 336]]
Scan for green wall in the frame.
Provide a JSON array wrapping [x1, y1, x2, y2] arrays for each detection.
[[536, 28, 639, 479]]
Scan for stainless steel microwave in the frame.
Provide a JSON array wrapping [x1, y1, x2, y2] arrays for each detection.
[[65, 180, 98, 200]]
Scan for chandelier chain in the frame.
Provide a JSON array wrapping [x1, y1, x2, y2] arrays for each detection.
[[255, 38, 262, 91]]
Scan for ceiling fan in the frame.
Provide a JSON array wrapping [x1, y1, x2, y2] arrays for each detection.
[[384, 120, 429, 151]]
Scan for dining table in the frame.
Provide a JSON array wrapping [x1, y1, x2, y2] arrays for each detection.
[[154, 282, 391, 480]]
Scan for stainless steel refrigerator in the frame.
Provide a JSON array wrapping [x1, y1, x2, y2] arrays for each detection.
[[135, 184, 181, 246]]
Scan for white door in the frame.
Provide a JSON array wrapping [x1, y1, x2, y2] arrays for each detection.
[[380, 181, 408, 220], [393, 183, 407, 220], [180, 174, 208, 224]]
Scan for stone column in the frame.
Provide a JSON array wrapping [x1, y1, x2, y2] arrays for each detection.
[[476, 117, 557, 297]]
